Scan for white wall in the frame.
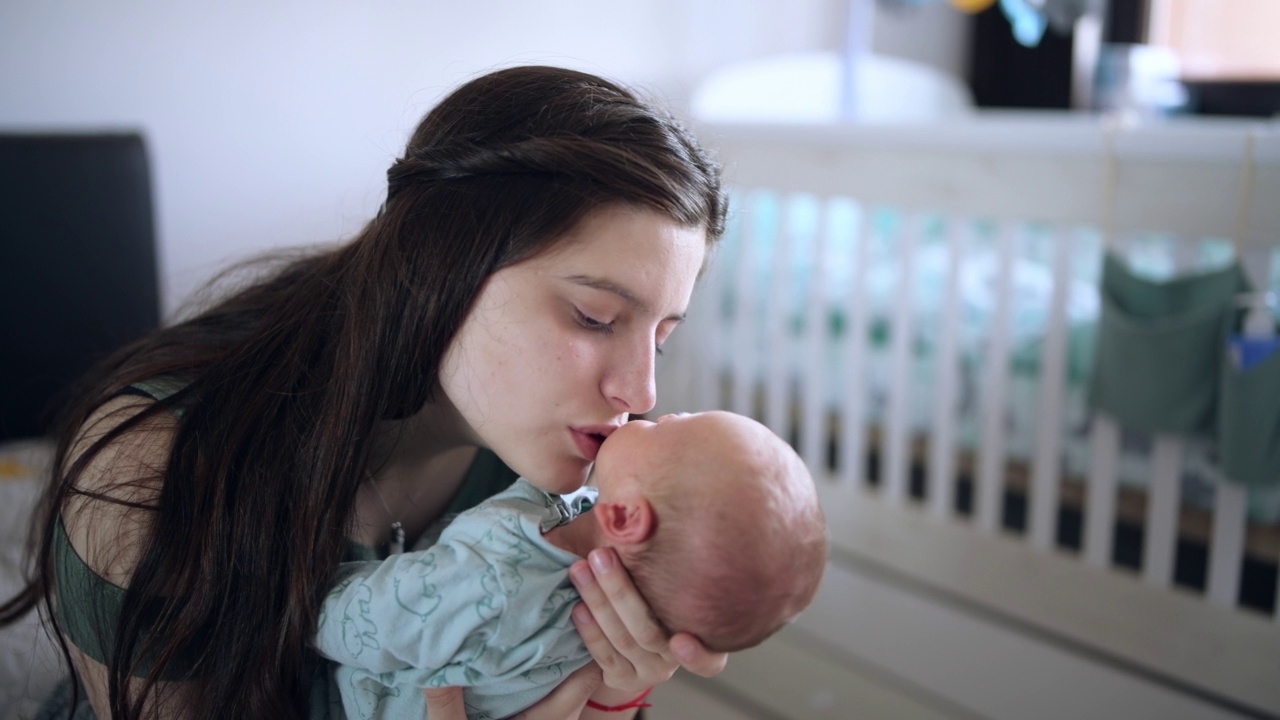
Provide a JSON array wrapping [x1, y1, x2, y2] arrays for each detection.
[[0, 0, 967, 314]]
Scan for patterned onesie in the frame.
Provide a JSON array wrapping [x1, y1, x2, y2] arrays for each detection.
[[315, 480, 597, 720]]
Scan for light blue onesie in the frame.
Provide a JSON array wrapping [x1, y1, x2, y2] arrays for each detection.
[[315, 480, 598, 720]]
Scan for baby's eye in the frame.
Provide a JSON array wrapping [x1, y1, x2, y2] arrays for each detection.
[[574, 308, 614, 334]]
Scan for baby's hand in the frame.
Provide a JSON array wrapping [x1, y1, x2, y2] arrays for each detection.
[[569, 548, 728, 692]]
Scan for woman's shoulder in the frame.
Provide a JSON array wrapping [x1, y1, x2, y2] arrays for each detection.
[[61, 387, 177, 588]]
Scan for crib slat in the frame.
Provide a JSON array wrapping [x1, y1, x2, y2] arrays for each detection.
[[800, 202, 832, 473], [976, 222, 1018, 531], [1142, 436, 1184, 587], [928, 220, 968, 519], [838, 207, 873, 491], [1205, 209, 1274, 610], [1084, 414, 1121, 568], [1234, 241, 1277, 619], [1028, 226, 1073, 550], [730, 192, 766, 418], [764, 198, 795, 439], [883, 212, 922, 504], [1137, 239, 1202, 588], [1207, 481, 1247, 608]]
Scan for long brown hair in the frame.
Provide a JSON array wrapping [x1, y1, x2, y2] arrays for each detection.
[[1, 65, 725, 719]]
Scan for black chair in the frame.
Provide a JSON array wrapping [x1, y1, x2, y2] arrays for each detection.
[[0, 133, 161, 441]]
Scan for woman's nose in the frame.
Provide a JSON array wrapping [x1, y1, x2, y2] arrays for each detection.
[[603, 343, 657, 415]]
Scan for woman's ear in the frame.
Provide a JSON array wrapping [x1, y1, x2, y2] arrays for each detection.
[[594, 498, 656, 547]]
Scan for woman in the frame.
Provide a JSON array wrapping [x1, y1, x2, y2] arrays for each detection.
[[0, 65, 728, 719]]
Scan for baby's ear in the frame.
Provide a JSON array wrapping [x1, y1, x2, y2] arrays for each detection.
[[594, 498, 656, 546]]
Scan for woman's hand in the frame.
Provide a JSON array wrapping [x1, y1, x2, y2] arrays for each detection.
[[423, 663, 604, 720], [569, 548, 728, 692]]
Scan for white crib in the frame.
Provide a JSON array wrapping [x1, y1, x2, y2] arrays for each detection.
[[654, 114, 1280, 719]]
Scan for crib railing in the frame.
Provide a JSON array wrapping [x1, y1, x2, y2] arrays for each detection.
[[658, 116, 1280, 716]]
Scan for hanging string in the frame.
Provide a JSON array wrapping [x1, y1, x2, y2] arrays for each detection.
[[1231, 129, 1257, 258], [1101, 115, 1120, 253]]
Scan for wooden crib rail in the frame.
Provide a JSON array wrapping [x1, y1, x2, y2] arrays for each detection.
[[698, 115, 1275, 240]]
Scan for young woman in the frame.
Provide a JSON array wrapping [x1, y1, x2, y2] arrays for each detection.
[[1, 65, 728, 719]]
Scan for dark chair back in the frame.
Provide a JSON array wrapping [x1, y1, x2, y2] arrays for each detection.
[[0, 133, 161, 441]]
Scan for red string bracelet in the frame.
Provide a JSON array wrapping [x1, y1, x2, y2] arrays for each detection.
[[585, 687, 653, 712]]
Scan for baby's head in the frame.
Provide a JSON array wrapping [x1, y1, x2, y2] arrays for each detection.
[[589, 411, 827, 652]]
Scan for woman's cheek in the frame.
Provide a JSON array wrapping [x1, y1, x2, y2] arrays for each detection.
[[554, 333, 600, 370]]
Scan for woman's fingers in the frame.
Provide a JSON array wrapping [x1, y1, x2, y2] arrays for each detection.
[[571, 601, 626, 680], [423, 686, 468, 720], [509, 663, 603, 720], [670, 633, 728, 678], [569, 550, 678, 691], [572, 550, 668, 654]]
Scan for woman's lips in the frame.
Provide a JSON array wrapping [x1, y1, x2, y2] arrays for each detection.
[[570, 428, 609, 461]]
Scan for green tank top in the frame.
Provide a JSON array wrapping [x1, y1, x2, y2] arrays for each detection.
[[52, 379, 517, 710]]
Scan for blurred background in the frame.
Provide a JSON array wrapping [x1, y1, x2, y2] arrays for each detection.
[[2, 0, 942, 314], [4, 4, 1280, 718], [4, 0, 1274, 316]]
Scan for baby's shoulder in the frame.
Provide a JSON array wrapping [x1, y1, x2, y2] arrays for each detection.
[[430, 479, 546, 545]]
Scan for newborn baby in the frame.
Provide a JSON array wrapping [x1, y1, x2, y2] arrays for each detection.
[[316, 410, 828, 720]]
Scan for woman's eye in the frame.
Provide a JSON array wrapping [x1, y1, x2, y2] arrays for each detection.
[[574, 308, 614, 334]]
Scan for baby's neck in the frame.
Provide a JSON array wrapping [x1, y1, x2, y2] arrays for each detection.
[[542, 514, 604, 560]]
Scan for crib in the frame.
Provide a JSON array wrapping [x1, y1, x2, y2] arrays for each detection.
[[653, 114, 1280, 719]]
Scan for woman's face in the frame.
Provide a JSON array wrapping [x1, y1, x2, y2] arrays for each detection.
[[439, 204, 707, 494]]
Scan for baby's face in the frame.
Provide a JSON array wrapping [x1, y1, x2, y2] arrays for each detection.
[[591, 412, 690, 495], [591, 411, 762, 500]]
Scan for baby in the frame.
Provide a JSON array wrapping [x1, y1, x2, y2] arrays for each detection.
[[315, 410, 828, 720]]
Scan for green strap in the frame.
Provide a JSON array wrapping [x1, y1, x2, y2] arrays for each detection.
[[53, 518, 198, 679]]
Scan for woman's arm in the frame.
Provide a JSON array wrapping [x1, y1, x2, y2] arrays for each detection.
[[59, 395, 181, 718]]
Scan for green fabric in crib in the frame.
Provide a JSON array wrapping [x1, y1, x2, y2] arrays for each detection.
[[1087, 252, 1250, 436], [1219, 338, 1280, 489]]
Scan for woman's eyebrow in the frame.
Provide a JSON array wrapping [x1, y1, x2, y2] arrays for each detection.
[[565, 274, 687, 322]]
